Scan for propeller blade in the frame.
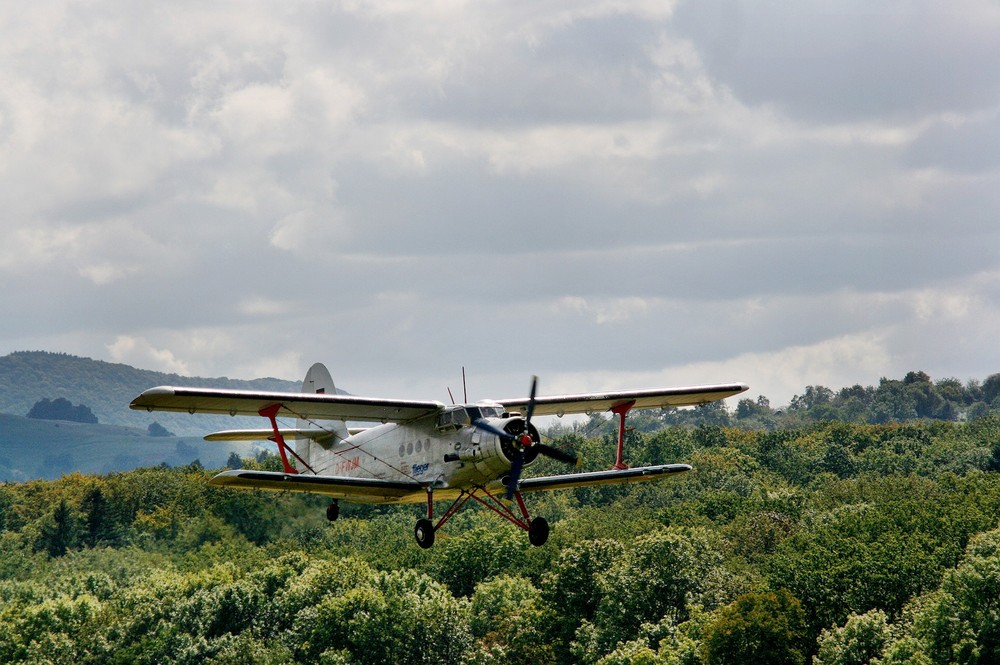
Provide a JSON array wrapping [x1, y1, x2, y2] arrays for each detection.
[[524, 375, 538, 424], [535, 443, 578, 466], [472, 418, 515, 442], [506, 450, 525, 500]]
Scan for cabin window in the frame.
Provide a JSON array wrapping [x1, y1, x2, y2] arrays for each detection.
[[407, 442, 413, 455], [416, 439, 423, 453], [398, 444, 405, 457]]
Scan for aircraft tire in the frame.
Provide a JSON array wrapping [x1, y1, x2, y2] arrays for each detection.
[[415, 518, 435, 549], [528, 517, 549, 546], [326, 502, 340, 522]]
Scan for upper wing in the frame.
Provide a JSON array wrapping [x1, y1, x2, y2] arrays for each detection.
[[130, 386, 444, 423], [203, 427, 368, 442], [498, 383, 749, 416], [515, 464, 692, 492]]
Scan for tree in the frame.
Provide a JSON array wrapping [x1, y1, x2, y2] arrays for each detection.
[[80, 485, 115, 547], [701, 590, 809, 665], [26, 397, 98, 423], [814, 609, 895, 665], [870, 380, 918, 424], [790, 386, 834, 412], [295, 569, 472, 664], [588, 528, 725, 653], [470, 576, 554, 665], [147, 422, 174, 437], [736, 395, 773, 420], [36, 499, 77, 557], [983, 374, 1000, 406], [540, 539, 627, 656], [431, 525, 529, 597]]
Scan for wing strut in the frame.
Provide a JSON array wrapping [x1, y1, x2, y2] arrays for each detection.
[[259, 404, 316, 475], [610, 400, 636, 470]]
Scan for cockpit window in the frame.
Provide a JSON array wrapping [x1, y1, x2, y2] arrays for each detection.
[[474, 404, 504, 418], [437, 406, 469, 430], [437, 404, 504, 430]]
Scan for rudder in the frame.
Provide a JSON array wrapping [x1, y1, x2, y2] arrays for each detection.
[[297, 363, 350, 467]]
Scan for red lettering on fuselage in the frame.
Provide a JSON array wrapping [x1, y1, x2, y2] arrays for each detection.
[[333, 456, 360, 475]]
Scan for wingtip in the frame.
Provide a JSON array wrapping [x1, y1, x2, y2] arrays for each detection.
[[128, 386, 177, 410]]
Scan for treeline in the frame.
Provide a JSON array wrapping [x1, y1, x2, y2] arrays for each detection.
[[611, 370, 1000, 431], [3, 418, 1000, 663], [777, 371, 1000, 424]]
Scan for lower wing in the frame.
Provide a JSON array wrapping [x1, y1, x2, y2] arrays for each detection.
[[209, 470, 425, 504], [207, 463, 691, 505], [514, 464, 691, 492]]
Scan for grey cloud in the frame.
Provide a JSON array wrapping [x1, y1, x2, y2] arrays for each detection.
[[673, 0, 1000, 122], [2, 1, 1000, 404], [905, 113, 1000, 173], [409, 13, 664, 125]]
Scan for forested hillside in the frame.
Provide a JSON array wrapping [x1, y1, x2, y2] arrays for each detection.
[[0, 413, 254, 482], [0, 352, 299, 435], [3, 417, 1000, 664]]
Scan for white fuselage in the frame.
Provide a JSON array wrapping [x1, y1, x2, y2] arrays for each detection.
[[302, 409, 531, 502]]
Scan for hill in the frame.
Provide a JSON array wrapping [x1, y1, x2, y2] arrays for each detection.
[[0, 412, 257, 482], [0, 351, 300, 436]]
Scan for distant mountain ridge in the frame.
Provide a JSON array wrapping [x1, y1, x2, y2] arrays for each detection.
[[0, 351, 301, 437]]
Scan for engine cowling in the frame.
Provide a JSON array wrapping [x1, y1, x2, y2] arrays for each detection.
[[444, 417, 540, 477], [495, 418, 541, 466]]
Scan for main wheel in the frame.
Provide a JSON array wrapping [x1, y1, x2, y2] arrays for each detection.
[[415, 518, 435, 549], [528, 516, 549, 546], [326, 502, 340, 522]]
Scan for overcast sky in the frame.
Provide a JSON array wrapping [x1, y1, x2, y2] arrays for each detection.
[[2, 0, 999, 408]]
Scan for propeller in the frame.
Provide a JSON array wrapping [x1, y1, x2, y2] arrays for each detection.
[[472, 376, 578, 499]]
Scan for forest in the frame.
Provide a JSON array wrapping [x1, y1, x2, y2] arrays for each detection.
[[3, 371, 1000, 664]]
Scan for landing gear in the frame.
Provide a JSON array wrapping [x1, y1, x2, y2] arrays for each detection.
[[415, 518, 435, 549], [415, 483, 552, 548], [528, 517, 549, 546], [326, 501, 340, 522]]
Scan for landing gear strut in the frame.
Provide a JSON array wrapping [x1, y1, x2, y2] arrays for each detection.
[[413, 486, 550, 548]]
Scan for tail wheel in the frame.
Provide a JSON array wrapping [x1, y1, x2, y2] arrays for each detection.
[[528, 517, 549, 546], [415, 518, 435, 549]]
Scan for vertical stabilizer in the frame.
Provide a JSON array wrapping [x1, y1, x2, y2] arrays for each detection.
[[297, 363, 350, 467]]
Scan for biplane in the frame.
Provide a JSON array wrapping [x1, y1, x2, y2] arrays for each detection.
[[131, 363, 747, 547]]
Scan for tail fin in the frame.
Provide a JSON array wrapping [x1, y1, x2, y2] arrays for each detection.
[[297, 363, 350, 466]]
